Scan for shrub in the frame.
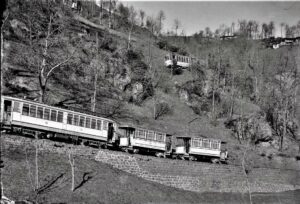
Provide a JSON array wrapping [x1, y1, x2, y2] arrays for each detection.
[[168, 45, 179, 52], [156, 40, 168, 49], [126, 49, 143, 62], [100, 37, 117, 52], [172, 67, 183, 75], [154, 102, 173, 120]]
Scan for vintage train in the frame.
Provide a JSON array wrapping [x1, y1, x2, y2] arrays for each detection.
[[164, 53, 197, 69], [0, 95, 228, 163]]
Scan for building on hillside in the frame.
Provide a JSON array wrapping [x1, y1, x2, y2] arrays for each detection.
[[220, 35, 238, 40]]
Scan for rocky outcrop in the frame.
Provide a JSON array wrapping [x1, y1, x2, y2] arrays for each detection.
[[225, 113, 272, 143]]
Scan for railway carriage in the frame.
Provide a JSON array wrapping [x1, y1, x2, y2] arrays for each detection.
[[1, 95, 229, 163], [116, 125, 172, 157], [164, 53, 196, 69], [173, 136, 228, 163], [0, 96, 117, 147]]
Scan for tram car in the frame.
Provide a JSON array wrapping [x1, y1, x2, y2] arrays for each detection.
[[116, 124, 172, 157], [164, 53, 196, 69], [172, 136, 228, 163], [0, 96, 117, 147]]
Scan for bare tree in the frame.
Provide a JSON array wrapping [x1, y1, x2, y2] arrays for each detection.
[[173, 18, 181, 36], [280, 22, 285, 37], [241, 141, 253, 204], [16, 1, 80, 103], [146, 16, 156, 34], [127, 6, 137, 50], [261, 23, 269, 38], [156, 10, 165, 35], [68, 147, 75, 192], [231, 22, 235, 35], [39, 14, 75, 103], [297, 20, 300, 37], [268, 21, 275, 37], [108, 0, 117, 29], [139, 9, 145, 27], [154, 101, 172, 120]]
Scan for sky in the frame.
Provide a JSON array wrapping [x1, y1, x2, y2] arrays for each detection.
[[119, 0, 300, 37]]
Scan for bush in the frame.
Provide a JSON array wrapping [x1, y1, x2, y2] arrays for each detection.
[[100, 37, 117, 52], [154, 101, 173, 120], [126, 49, 143, 62], [172, 67, 183, 75], [157, 40, 168, 49], [168, 45, 179, 52]]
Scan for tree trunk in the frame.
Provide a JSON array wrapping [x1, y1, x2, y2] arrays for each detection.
[[35, 137, 39, 191], [91, 70, 98, 112], [68, 152, 75, 192], [108, 0, 112, 28], [212, 76, 215, 120], [280, 99, 288, 151], [242, 141, 253, 204], [99, 0, 103, 24], [39, 71, 47, 103], [128, 23, 134, 50]]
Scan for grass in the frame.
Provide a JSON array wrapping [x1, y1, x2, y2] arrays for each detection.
[[2, 137, 300, 204]]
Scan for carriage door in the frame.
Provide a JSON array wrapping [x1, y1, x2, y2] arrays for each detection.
[[184, 138, 190, 153], [107, 122, 114, 143], [3, 100, 12, 123], [166, 135, 172, 152]]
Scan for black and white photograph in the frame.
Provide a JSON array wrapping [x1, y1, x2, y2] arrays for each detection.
[[0, 0, 299, 203]]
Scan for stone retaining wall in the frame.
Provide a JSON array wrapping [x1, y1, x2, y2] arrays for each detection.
[[95, 150, 300, 193]]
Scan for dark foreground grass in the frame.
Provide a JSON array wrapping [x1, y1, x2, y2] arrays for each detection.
[[2, 144, 299, 204]]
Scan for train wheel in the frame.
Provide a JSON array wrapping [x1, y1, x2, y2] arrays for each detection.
[[189, 156, 195, 161], [101, 144, 108, 149], [132, 148, 139, 154], [171, 154, 177, 159], [155, 152, 162, 157], [179, 155, 185, 160], [121, 148, 129, 153], [211, 158, 219, 164]]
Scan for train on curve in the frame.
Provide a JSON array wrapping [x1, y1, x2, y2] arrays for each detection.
[[0, 96, 228, 163]]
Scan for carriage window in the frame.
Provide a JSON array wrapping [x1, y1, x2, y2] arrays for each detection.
[[57, 111, 63, 123], [13, 102, 21, 112], [96, 120, 102, 130], [212, 141, 219, 149], [44, 108, 50, 120], [147, 131, 155, 140], [37, 107, 43, 119], [22, 104, 29, 116], [50, 110, 57, 121], [86, 117, 91, 128], [91, 119, 96, 129], [30, 105, 37, 117], [176, 138, 185, 146], [156, 133, 165, 142], [203, 139, 210, 148], [67, 113, 73, 125], [103, 121, 108, 130], [74, 115, 79, 126], [79, 116, 85, 127], [136, 129, 146, 139], [192, 138, 202, 147]]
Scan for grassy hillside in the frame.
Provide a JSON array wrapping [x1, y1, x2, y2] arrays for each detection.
[[2, 0, 299, 163], [2, 134, 300, 204]]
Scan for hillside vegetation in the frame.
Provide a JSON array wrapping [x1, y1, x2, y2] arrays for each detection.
[[2, 0, 300, 164]]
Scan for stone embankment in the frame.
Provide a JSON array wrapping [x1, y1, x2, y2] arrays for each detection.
[[95, 149, 300, 193], [3, 134, 300, 193]]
